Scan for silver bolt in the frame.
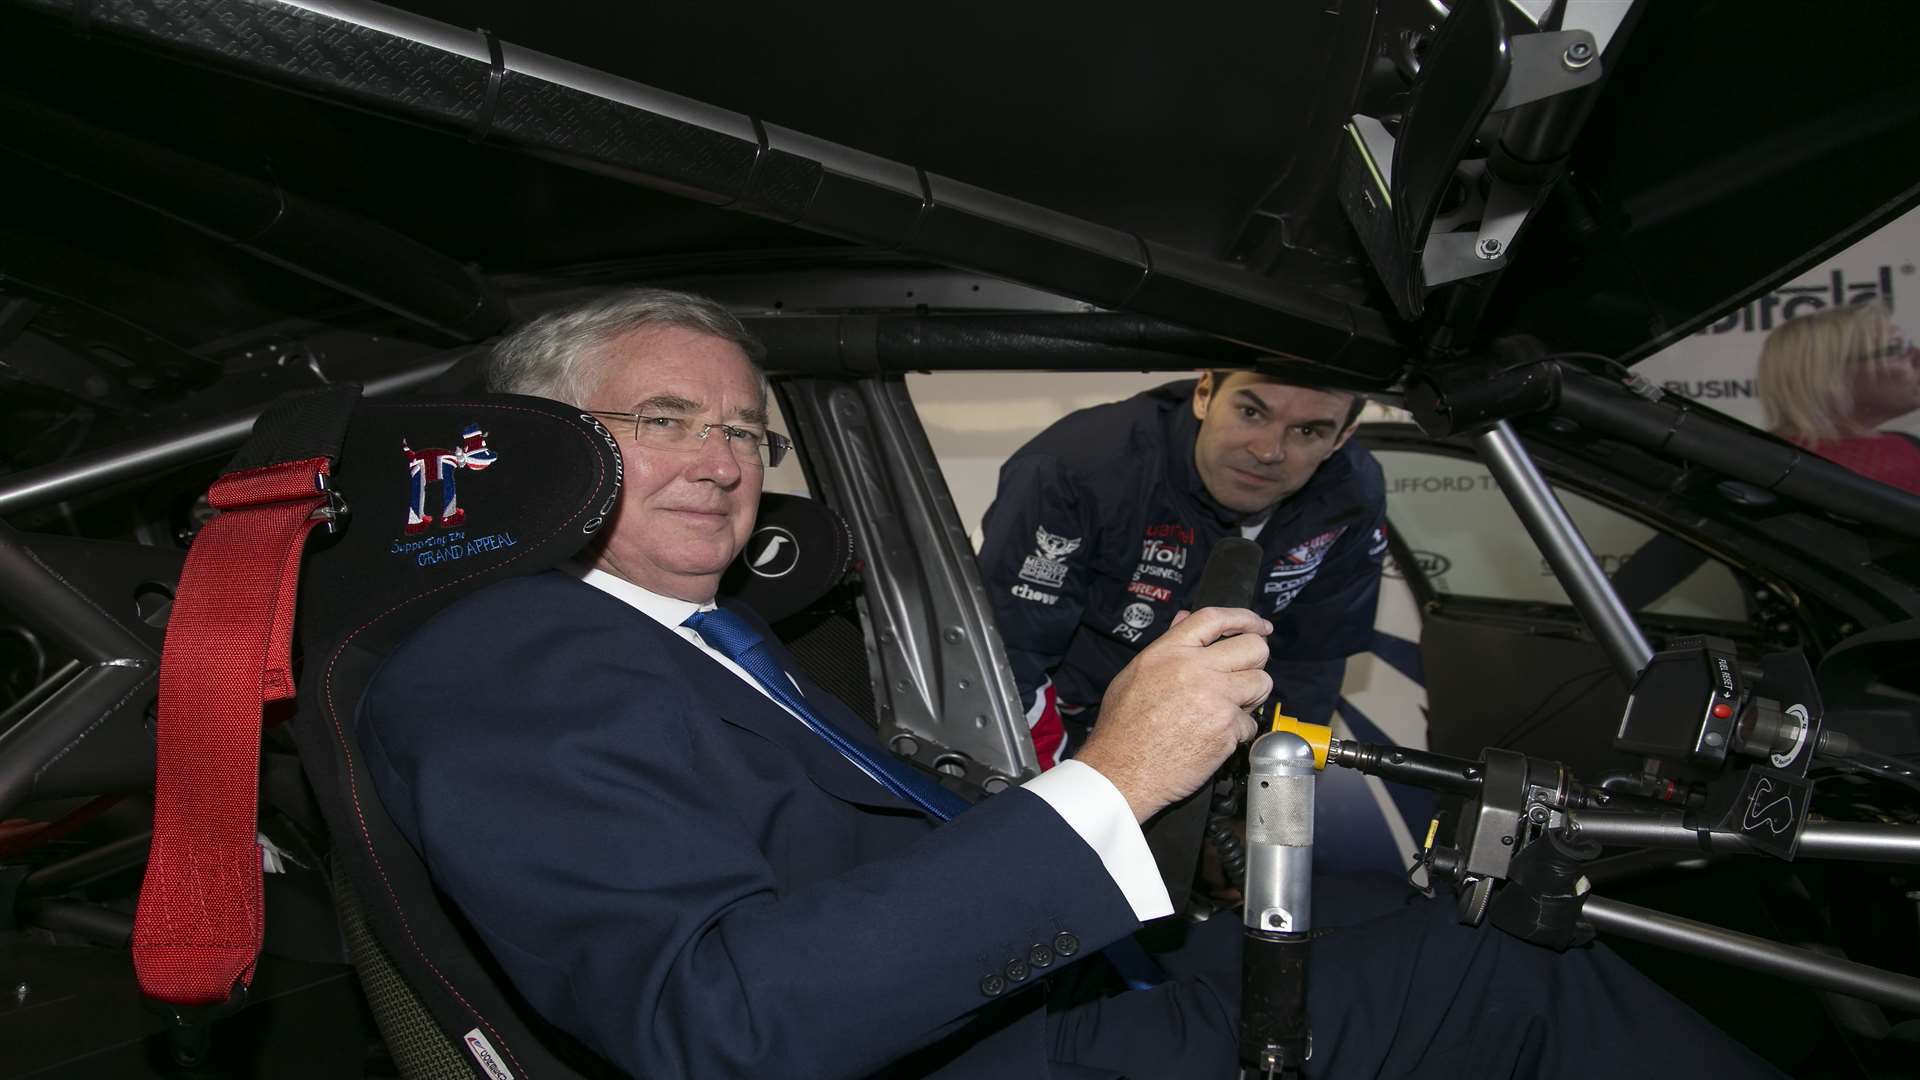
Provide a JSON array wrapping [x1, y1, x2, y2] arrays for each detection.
[[943, 627, 964, 643], [1477, 237, 1503, 259], [1563, 41, 1595, 69]]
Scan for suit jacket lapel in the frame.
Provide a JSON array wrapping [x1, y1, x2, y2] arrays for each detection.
[[660, 613, 926, 817], [567, 574, 928, 818]]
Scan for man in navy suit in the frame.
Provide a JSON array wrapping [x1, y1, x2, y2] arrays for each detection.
[[359, 289, 1779, 1079]]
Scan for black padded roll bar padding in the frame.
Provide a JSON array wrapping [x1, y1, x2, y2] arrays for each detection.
[[1556, 372, 1920, 540]]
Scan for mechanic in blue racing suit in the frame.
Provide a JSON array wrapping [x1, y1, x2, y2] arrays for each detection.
[[981, 371, 1386, 768]]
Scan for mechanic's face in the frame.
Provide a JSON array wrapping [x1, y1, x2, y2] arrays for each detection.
[[585, 325, 765, 602], [1191, 373, 1357, 515]]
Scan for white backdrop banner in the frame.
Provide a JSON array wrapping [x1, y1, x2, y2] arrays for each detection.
[[1633, 204, 1920, 435]]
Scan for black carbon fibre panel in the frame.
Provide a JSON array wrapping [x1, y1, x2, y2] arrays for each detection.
[[2, 0, 1404, 376], [742, 146, 825, 224], [490, 73, 756, 203], [91, 0, 491, 126]]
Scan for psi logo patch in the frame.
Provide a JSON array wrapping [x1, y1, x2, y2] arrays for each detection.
[[1112, 600, 1156, 643], [403, 424, 498, 534]]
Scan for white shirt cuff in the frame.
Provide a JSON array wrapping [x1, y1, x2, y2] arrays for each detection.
[[1022, 759, 1174, 922]]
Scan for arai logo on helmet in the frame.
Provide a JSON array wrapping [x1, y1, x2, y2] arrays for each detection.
[[746, 525, 799, 579]]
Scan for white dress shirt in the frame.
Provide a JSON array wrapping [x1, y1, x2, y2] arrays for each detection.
[[567, 563, 1173, 921]]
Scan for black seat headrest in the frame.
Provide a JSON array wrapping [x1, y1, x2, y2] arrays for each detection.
[[295, 394, 620, 653], [718, 492, 855, 624]]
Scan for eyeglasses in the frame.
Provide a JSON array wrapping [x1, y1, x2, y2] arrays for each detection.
[[588, 411, 791, 468], [1865, 334, 1915, 362]]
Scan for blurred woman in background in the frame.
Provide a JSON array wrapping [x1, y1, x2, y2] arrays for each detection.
[[1758, 302, 1920, 495]]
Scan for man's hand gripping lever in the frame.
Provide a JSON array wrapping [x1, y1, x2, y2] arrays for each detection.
[[1079, 538, 1269, 913]]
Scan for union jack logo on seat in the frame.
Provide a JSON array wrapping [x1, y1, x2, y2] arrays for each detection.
[[402, 424, 498, 534]]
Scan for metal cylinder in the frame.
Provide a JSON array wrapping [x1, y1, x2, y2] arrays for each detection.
[[1326, 738, 1484, 796], [0, 353, 463, 518], [1474, 420, 1654, 685], [1583, 895, 1920, 1014], [1568, 811, 1920, 863], [1244, 731, 1317, 934]]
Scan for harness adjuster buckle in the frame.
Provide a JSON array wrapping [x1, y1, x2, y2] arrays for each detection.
[[311, 472, 351, 534]]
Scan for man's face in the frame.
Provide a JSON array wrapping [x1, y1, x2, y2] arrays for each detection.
[[1190, 372, 1358, 515], [585, 325, 766, 602]]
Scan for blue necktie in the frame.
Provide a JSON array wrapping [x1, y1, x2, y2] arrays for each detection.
[[687, 608, 1165, 990], [683, 607, 971, 821]]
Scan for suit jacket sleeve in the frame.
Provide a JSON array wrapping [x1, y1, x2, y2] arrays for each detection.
[[359, 584, 1141, 1080]]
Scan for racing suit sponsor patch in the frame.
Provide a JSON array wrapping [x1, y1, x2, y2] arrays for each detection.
[[1264, 526, 1347, 613], [1140, 537, 1188, 569], [1019, 526, 1082, 588], [1126, 580, 1172, 602], [1112, 600, 1156, 642], [1144, 522, 1196, 544]]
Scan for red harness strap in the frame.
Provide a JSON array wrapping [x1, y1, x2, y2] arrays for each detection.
[[132, 457, 331, 1005]]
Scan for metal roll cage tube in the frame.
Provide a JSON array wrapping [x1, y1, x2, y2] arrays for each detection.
[[0, 351, 464, 519], [1581, 897, 1920, 1015], [1567, 812, 1920, 864], [1474, 418, 1653, 686], [1444, 418, 1920, 1021]]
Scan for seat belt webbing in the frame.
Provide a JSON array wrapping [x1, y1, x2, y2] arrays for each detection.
[[131, 456, 331, 1005]]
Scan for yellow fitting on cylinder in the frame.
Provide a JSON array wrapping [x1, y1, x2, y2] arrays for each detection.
[[1268, 706, 1332, 770]]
